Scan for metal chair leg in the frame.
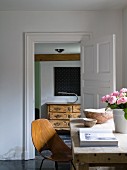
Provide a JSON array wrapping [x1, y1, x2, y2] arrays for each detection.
[[55, 161, 58, 170], [71, 160, 76, 170], [40, 158, 45, 170]]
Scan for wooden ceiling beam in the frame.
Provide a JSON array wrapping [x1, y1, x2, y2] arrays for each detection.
[[35, 54, 80, 61]]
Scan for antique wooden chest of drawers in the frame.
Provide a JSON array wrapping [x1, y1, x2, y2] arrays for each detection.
[[47, 102, 81, 131]]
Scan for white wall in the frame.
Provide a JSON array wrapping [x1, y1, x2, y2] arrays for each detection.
[[0, 10, 123, 159], [123, 8, 127, 87]]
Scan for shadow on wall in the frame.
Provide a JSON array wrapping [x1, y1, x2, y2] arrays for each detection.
[[41, 104, 48, 118], [35, 104, 48, 119]]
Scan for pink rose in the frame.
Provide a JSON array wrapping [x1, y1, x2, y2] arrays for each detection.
[[120, 88, 127, 93], [108, 96, 117, 104], [105, 95, 110, 101], [101, 96, 107, 102], [101, 95, 110, 102], [119, 92, 126, 97], [117, 97, 127, 105], [112, 91, 119, 97]]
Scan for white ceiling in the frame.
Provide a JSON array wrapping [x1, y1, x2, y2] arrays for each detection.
[[0, 0, 127, 11], [35, 43, 80, 54]]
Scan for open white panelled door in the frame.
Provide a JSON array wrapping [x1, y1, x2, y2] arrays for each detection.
[[81, 35, 116, 116]]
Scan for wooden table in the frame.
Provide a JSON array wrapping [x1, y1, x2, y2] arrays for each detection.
[[70, 118, 127, 170]]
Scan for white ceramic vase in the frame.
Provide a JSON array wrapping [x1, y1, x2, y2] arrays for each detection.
[[113, 109, 127, 134]]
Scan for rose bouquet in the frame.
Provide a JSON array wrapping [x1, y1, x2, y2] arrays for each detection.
[[101, 88, 127, 120]]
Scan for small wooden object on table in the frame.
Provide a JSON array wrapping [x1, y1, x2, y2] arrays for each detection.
[[84, 108, 113, 124]]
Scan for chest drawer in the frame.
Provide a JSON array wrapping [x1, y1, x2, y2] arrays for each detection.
[[50, 120, 70, 128], [49, 112, 81, 119], [49, 105, 72, 112], [49, 112, 69, 119], [73, 105, 81, 112], [70, 112, 81, 118]]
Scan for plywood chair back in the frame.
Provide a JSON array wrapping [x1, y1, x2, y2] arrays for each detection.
[[31, 119, 76, 170], [31, 119, 72, 157]]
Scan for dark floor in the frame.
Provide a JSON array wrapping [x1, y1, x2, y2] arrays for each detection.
[[0, 158, 71, 170]]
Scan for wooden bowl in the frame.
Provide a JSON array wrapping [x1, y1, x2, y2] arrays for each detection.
[[84, 108, 113, 124], [83, 118, 97, 127]]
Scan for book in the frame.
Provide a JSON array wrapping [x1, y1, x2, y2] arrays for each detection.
[[79, 128, 118, 147]]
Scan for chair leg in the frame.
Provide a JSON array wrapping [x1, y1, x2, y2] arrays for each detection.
[[71, 160, 76, 170], [40, 158, 45, 170], [55, 161, 58, 170]]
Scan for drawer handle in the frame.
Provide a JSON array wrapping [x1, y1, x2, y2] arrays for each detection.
[[54, 107, 60, 111], [54, 122, 60, 126], [68, 107, 71, 112], [55, 114, 62, 118]]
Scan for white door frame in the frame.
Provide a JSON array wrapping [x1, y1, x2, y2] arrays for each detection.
[[24, 32, 91, 159]]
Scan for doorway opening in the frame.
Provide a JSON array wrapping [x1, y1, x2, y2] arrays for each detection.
[[24, 32, 91, 159], [34, 42, 81, 120]]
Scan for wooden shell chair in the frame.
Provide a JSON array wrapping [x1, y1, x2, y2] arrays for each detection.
[[31, 119, 76, 170]]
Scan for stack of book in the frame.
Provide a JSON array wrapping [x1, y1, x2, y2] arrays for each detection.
[[79, 128, 118, 147]]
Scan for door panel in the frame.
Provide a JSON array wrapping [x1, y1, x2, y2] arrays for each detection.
[[81, 35, 116, 116]]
